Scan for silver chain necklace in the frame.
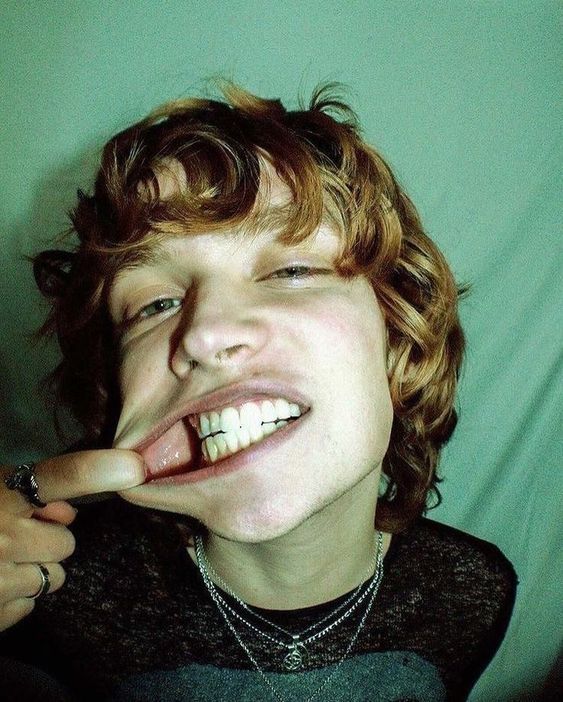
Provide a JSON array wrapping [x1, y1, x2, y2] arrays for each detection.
[[194, 532, 384, 702], [195, 533, 381, 670]]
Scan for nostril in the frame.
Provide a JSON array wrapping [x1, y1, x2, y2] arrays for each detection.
[[215, 345, 244, 363], [169, 331, 199, 377]]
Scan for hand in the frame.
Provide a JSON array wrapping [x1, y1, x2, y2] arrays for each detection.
[[0, 450, 145, 632]]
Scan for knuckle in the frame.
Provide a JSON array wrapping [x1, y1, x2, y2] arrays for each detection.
[[0, 532, 13, 561], [57, 454, 82, 486], [42, 453, 85, 495], [0, 520, 17, 562], [0, 566, 16, 602], [57, 529, 76, 561]]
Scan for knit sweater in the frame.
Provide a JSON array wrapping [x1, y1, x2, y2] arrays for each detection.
[[0, 499, 517, 702]]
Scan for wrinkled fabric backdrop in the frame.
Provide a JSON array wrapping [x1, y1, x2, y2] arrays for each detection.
[[0, 2, 561, 700]]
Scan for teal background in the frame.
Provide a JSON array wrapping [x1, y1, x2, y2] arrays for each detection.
[[0, 1, 561, 699]]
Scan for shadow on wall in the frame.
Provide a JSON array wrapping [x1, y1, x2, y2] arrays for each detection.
[[533, 646, 563, 702], [509, 645, 563, 701]]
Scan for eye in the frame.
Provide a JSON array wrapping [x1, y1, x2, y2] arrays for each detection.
[[138, 297, 182, 319], [269, 266, 317, 279]]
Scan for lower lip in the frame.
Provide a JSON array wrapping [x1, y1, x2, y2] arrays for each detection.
[[143, 411, 310, 486]]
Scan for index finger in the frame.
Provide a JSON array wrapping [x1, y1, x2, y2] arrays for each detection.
[[1, 450, 145, 513]]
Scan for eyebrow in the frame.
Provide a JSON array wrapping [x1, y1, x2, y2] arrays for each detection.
[[114, 241, 178, 277]]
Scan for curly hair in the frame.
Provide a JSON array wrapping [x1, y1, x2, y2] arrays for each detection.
[[34, 82, 465, 533]]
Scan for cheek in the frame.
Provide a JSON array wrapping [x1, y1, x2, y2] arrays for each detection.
[[286, 295, 360, 343], [307, 293, 392, 440], [118, 340, 167, 404], [301, 293, 387, 373]]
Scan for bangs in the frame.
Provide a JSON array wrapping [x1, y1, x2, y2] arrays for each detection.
[[80, 86, 395, 276], [95, 143, 346, 271]]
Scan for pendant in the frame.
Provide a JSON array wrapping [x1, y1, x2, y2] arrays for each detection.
[[283, 635, 308, 671]]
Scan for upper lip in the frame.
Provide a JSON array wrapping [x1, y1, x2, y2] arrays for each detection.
[[132, 378, 312, 453]]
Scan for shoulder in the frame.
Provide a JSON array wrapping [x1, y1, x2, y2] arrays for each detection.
[[379, 518, 517, 695], [398, 517, 516, 583], [385, 516, 517, 637]]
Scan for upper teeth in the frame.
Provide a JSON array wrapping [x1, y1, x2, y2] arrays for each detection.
[[190, 398, 302, 439]]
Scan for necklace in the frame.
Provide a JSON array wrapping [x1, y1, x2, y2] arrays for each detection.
[[195, 533, 381, 670], [194, 532, 384, 702]]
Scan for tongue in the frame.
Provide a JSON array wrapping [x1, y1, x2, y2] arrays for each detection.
[[141, 419, 200, 480]]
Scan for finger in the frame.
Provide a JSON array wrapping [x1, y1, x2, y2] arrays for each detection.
[[0, 514, 75, 563], [0, 562, 65, 603], [33, 501, 78, 526], [1, 450, 145, 513], [0, 597, 35, 632]]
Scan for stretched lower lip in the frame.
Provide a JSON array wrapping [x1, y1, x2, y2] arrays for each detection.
[[143, 410, 310, 486]]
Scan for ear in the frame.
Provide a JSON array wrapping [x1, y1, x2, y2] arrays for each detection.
[[32, 250, 75, 297]]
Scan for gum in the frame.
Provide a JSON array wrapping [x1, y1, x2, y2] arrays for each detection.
[[141, 418, 200, 480]]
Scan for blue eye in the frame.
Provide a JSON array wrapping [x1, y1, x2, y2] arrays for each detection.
[[138, 298, 182, 319]]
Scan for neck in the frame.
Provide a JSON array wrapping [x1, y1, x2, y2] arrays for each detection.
[[189, 471, 392, 610]]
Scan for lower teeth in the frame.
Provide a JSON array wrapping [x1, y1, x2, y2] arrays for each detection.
[[202, 419, 291, 464]]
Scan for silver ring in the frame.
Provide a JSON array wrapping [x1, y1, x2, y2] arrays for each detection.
[[26, 563, 51, 599], [4, 462, 46, 508]]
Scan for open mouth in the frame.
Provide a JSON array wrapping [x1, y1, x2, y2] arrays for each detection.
[[141, 398, 306, 481]]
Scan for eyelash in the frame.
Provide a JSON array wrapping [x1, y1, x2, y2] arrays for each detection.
[[268, 265, 318, 279], [138, 297, 182, 319], [131, 267, 321, 323]]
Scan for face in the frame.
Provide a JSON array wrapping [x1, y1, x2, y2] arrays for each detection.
[[110, 211, 393, 543]]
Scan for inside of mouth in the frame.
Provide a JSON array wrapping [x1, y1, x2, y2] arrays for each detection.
[[142, 418, 202, 481]]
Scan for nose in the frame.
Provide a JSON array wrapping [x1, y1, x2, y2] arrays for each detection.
[[170, 280, 268, 377]]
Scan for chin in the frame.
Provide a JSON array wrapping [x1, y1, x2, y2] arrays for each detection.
[[205, 509, 309, 544], [197, 487, 345, 544], [120, 484, 320, 545]]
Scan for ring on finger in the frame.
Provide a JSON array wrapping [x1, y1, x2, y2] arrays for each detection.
[[4, 462, 47, 508], [26, 563, 51, 599]]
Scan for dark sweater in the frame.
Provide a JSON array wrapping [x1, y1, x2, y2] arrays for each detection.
[[0, 499, 517, 701]]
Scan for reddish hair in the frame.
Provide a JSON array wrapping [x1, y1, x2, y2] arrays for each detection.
[[35, 83, 465, 532]]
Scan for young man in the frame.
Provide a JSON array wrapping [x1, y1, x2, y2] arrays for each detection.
[[0, 84, 516, 701]]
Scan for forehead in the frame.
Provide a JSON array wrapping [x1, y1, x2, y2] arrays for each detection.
[[114, 223, 341, 280], [109, 153, 348, 294]]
